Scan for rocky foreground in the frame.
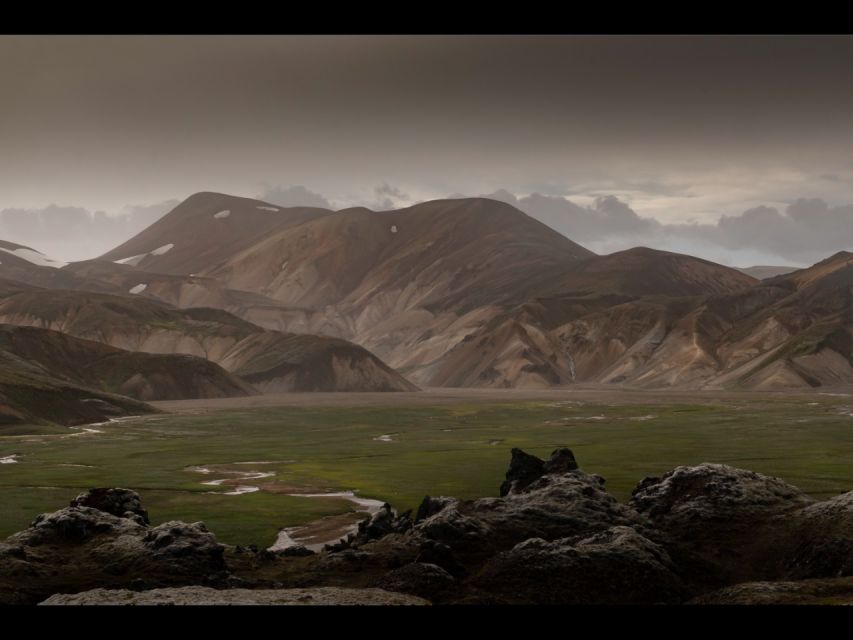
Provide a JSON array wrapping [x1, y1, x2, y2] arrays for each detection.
[[3, 450, 853, 605]]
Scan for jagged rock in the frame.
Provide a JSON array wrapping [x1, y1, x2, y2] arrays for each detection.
[[39, 586, 429, 606], [352, 503, 413, 545], [499, 448, 545, 497], [415, 496, 458, 523], [472, 526, 687, 605], [542, 447, 579, 475], [374, 562, 456, 603], [70, 488, 150, 525], [499, 447, 581, 496], [414, 464, 645, 559], [0, 498, 227, 605]]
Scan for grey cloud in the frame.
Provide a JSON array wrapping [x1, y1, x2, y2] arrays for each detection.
[[481, 191, 661, 243], [368, 183, 412, 211], [702, 198, 853, 263], [482, 190, 852, 266], [257, 185, 332, 209]]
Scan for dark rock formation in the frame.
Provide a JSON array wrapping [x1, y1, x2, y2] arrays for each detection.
[[357, 503, 413, 542], [414, 459, 644, 559], [0, 489, 225, 605], [70, 488, 150, 525], [629, 463, 817, 589], [499, 448, 545, 497], [472, 526, 687, 604], [8, 448, 853, 606]]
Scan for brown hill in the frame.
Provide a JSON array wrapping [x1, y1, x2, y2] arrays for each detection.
[[0, 287, 417, 393], [0, 324, 255, 403]]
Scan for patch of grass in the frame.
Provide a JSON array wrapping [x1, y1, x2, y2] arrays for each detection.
[[2, 396, 853, 546]]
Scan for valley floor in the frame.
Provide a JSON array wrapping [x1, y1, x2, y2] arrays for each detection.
[[2, 387, 853, 548]]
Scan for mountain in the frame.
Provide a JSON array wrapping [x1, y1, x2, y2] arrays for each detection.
[[94, 194, 776, 389], [543, 251, 853, 389], [737, 265, 800, 280], [98, 192, 334, 276], [426, 249, 758, 388], [0, 287, 417, 392], [14, 192, 847, 392]]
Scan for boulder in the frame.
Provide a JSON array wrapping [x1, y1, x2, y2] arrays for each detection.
[[629, 463, 816, 588], [0, 493, 226, 605], [472, 526, 686, 605], [415, 461, 645, 558], [69, 488, 150, 525]]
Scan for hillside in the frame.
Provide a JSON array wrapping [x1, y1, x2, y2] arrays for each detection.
[[0, 287, 418, 393], [98, 192, 334, 276], [0, 324, 255, 403]]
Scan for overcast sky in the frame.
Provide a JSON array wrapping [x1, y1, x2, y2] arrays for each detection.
[[1, 35, 852, 266]]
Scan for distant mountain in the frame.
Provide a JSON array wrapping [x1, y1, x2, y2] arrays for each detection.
[[737, 265, 800, 280]]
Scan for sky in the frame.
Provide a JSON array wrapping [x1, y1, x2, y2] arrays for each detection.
[[1, 35, 852, 266]]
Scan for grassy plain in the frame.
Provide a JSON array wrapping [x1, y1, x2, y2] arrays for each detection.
[[2, 389, 852, 547]]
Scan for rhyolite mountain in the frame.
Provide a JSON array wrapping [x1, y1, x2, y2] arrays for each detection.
[[0, 287, 418, 393], [3, 191, 851, 390]]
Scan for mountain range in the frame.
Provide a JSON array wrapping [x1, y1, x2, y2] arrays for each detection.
[[0, 191, 850, 423]]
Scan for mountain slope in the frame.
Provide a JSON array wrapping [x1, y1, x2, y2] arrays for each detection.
[[99, 192, 334, 276], [0, 324, 255, 402], [0, 287, 417, 392]]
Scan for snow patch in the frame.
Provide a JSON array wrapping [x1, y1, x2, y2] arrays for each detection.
[[114, 254, 146, 266], [214, 210, 231, 219], [129, 283, 147, 295], [257, 206, 280, 212], [0, 455, 19, 464], [150, 243, 174, 256], [373, 434, 394, 442], [390, 225, 398, 233], [0, 247, 68, 269]]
